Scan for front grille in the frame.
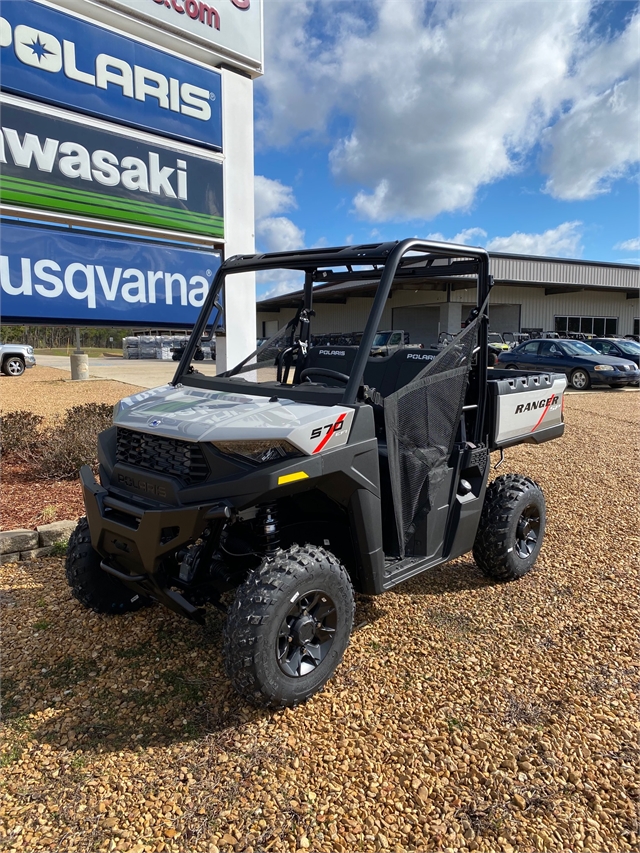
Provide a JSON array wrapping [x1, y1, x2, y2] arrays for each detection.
[[116, 428, 209, 486]]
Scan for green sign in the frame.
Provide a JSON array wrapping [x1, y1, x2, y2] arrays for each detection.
[[0, 99, 223, 238]]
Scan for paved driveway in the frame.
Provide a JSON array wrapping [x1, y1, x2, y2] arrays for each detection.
[[35, 355, 217, 389]]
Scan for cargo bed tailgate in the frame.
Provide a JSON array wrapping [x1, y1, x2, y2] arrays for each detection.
[[486, 370, 567, 450]]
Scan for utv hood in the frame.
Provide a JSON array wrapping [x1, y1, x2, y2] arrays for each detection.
[[113, 384, 355, 456]]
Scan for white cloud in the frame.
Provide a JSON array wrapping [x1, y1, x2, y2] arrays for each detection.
[[486, 221, 583, 257], [254, 175, 297, 219], [257, 268, 305, 300], [615, 237, 640, 251], [257, 1, 639, 220], [254, 175, 305, 253], [256, 216, 305, 253], [425, 228, 488, 246], [542, 77, 640, 200]]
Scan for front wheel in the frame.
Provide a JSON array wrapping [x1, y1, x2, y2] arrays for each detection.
[[2, 356, 25, 376], [65, 518, 152, 614], [570, 368, 590, 390], [473, 474, 546, 581], [224, 545, 355, 708]]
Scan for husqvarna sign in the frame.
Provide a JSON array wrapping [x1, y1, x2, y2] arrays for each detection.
[[0, 1, 222, 149], [1, 222, 220, 326]]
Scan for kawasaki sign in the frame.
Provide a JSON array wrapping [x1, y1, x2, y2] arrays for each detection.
[[1, 222, 220, 326], [0, 98, 223, 238], [0, 0, 222, 149]]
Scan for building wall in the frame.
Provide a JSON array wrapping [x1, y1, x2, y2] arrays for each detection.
[[257, 284, 639, 342]]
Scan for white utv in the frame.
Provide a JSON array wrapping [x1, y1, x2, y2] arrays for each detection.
[[66, 240, 566, 707]]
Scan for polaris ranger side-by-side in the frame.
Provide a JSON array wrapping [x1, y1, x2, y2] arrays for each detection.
[[66, 240, 567, 707]]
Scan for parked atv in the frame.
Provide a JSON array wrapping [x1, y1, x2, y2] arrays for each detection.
[[66, 239, 566, 708]]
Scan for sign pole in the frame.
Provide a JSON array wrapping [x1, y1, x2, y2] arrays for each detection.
[[70, 327, 89, 381]]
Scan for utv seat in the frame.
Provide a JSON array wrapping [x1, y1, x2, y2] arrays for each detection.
[[363, 349, 439, 397], [301, 346, 359, 385], [301, 345, 439, 397]]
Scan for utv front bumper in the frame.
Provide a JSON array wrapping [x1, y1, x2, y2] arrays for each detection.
[[79, 465, 231, 576]]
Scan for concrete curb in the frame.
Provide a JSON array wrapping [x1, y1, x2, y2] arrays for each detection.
[[0, 520, 77, 564]]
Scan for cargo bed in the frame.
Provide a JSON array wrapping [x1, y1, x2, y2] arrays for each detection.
[[486, 369, 567, 450]]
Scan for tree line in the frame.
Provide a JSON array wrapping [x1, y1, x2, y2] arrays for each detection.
[[0, 326, 135, 349]]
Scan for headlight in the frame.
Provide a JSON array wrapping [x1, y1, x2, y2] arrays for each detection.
[[594, 365, 614, 371], [212, 439, 303, 464], [27, 346, 34, 354]]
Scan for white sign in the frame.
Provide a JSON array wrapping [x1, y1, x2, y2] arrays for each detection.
[[102, 0, 262, 72]]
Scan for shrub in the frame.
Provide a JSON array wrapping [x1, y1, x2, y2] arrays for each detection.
[[0, 410, 44, 459], [36, 403, 113, 480]]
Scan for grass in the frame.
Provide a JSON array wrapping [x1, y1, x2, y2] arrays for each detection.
[[49, 540, 69, 557], [33, 347, 122, 358]]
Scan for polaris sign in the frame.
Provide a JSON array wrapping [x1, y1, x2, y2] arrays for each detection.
[[0, 1, 222, 150], [0, 223, 220, 326]]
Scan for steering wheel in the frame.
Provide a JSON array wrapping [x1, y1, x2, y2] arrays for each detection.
[[299, 368, 350, 385]]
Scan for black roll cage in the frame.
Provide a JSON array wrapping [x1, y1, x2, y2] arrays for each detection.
[[172, 239, 493, 442]]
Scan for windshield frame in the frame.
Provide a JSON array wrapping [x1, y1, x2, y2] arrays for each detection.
[[171, 239, 491, 418]]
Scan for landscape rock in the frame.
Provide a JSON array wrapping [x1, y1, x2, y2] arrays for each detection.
[[36, 520, 77, 546], [0, 528, 38, 554]]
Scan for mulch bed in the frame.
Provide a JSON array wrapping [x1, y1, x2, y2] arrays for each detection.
[[1, 460, 84, 531]]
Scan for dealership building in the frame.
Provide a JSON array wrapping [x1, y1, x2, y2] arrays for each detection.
[[257, 252, 640, 344]]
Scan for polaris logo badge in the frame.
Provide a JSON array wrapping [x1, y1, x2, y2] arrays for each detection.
[[515, 395, 559, 414], [117, 473, 167, 497], [407, 353, 435, 361], [319, 349, 345, 356]]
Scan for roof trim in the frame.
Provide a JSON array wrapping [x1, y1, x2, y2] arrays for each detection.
[[488, 251, 639, 270]]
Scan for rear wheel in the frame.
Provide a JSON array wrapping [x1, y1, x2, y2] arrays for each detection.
[[2, 356, 25, 376], [505, 363, 519, 370], [570, 368, 590, 390], [65, 517, 152, 614], [473, 474, 546, 582], [224, 544, 354, 708]]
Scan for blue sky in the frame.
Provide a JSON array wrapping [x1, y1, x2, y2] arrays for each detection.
[[251, 0, 639, 297]]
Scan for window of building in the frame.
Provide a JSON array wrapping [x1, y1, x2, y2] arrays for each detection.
[[633, 318, 639, 337], [554, 316, 617, 337]]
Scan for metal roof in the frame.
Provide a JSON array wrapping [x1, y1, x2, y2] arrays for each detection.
[[257, 251, 639, 310]]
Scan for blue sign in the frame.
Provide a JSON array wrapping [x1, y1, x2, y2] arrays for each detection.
[[0, 221, 220, 327], [0, 1, 222, 150]]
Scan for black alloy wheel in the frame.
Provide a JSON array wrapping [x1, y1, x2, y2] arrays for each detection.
[[276, 590, 337, 677], [473, 474, 546, 581], [515, 504, 541, 559], [224, 544, 354, 708]]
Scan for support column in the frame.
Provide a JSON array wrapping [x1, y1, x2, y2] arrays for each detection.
[[218, 68, 256, 373], [439, 302, 462, 336]]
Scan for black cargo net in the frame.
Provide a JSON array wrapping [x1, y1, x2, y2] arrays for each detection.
[[383, 316, 481, 556]]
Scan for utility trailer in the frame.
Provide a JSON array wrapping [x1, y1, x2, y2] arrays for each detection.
[[66, 239, 567, 707]]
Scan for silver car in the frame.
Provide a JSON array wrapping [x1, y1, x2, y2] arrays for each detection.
[[0, 343, 36, 376]]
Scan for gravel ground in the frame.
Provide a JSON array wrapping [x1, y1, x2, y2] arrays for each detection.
[[1, 393, 639, 853], [0, 366, 143, 422]]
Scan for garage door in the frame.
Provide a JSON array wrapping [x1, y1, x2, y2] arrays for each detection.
[[392, 306, 440, 347], [488, 304, 521, 333]]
